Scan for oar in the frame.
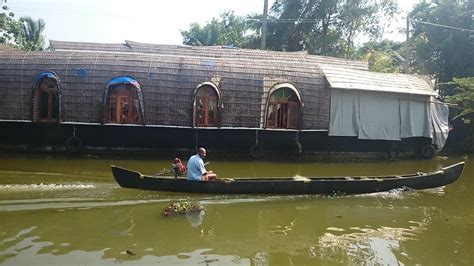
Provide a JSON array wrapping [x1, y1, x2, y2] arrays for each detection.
[[152, 162, 210, 177], [152, 168, 172, 177]]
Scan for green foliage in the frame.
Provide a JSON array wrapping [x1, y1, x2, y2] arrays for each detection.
[[356, 40, 403, 73], [267, 0, 398, 57], [444, 77, 474, 114], [19, 16, 45, 51], [0, 1, 45, 51], [180, 0, 398, 58], [410, 0, 474, 84], [0, 9, 24, 47], [181, 11, 251, 47]]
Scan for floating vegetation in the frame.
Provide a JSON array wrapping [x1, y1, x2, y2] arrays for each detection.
[[162, 202, 204, 217]]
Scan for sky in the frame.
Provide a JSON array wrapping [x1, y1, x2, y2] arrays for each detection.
[[5, 0, 417, 46]]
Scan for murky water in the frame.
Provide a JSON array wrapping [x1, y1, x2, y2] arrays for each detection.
[[0, 153, 473, 265]]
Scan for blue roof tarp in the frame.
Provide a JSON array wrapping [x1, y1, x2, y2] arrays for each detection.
[[33, 71, 59, 89], [106, 76, 141, 90]]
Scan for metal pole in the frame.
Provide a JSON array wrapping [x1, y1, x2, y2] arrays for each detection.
[[261, 0, 269, 50], [405, 14, 410, 74]]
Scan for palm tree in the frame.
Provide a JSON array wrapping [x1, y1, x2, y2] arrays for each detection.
[[19, 16, 45, 50]]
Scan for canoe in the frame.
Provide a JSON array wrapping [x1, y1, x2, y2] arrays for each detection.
[[110, 162, 465, 195]]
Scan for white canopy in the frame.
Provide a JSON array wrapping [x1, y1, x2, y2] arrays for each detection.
[[323, 65, 448, 149]]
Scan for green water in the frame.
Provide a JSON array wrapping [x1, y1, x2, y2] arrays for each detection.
[[0, 154, 473, 265]]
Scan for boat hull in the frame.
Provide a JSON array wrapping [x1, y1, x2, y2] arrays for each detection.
[[0, 121, 431, 158], [111, 162, 464, 195]]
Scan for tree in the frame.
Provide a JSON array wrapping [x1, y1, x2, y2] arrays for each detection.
[[0, 0, 24, 47], [356, 40, 403, 73], [181, 11, 250, 47], [240, 13, 265, 49], [267, 0, 398, 58], [0, 1, 46, 50], [265, 0, 307, 51], [410, 0, 474, 86], [337, 0, 398, 57], [444, 77, 474, 114], [180, 0, 398, 58], [19, 16, 45, 51]]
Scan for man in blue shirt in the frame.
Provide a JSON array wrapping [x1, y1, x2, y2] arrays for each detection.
[[187, 147, 218, 181]]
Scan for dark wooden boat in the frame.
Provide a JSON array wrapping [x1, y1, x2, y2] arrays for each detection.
[[111, 162, 465, 195]]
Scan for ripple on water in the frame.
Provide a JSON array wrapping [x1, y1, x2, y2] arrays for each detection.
[[0, 183, 95, 191], [352, 188, 412, 200], [0, 198, 175, 212]]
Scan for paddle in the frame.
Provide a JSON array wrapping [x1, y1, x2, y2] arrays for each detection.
[[152, 162, 210, 177], [152, 168, 172, 177]]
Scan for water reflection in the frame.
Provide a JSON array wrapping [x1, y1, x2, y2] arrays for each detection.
[[317, 206, 431, 264], [185, 210, 205, 228]]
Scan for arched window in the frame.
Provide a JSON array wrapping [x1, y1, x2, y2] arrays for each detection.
[[33, 71, 60, 123], [266, 86, 302, 129], [103, 76, 144, 124], [194, 83, 220, 127]]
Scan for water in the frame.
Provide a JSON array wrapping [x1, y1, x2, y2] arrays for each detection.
[[0, 154, 473, 265]]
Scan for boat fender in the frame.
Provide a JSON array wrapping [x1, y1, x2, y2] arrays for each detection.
[[65, 136, 83, 152], [293, 140, 303, 156], [250, 143, 264, 159], [420, 144, 435, 159]]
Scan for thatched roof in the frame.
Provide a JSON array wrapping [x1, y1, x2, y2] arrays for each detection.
[[0, 44, 23, 54], [0, 47, 331, 130], [321, 65, 436, 96], [49, 40, 130, 52], [49, 40, 369, 70]]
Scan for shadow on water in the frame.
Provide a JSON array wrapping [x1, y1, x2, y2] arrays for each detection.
[[0, 153, 472, 265]]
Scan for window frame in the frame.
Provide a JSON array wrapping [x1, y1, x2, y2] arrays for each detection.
[[103, 76, 144, 125], [265, 85, 302, 130], [36, 76, 60, 123], [105, 88, 142, 124], [194, 83, 220, 128]]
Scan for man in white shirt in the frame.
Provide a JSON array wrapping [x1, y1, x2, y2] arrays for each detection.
[[186, 147, 217, 181]]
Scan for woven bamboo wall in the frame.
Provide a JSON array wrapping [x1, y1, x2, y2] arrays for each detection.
[[0, 46, 330, 129]]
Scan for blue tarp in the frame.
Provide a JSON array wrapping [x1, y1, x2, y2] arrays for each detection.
[[106, 76, 140, 90], [33, 71, 59, 89]]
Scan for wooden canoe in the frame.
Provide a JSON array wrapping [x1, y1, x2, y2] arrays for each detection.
[[111, 162, 464, 195]]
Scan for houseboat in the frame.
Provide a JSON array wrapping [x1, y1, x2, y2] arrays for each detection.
[[0, 41, 449, 159]]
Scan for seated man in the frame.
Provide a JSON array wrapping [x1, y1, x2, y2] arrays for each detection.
[[187, 147, 217, 181]]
